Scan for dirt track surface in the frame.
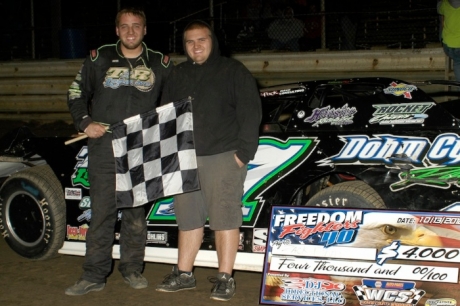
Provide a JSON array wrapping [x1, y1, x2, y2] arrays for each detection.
[[0, 238, 263, 306]]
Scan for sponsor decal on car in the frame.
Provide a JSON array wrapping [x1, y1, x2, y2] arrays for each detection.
[[304, 103, 357, 127], [391, 166, 460, 191], [279, 88, 305, 95], [78, 196, 91, 209], [77, 209, 91, 222], [260, 87, 305, 98], [66, 224, 88, 241], [65, 188, 82, 200], [147, 231, 168, 244], [239, 232, 244, 251], [253, 228, 268, 253], [260, 90, 279, 97], [383, 82, 417, 99], [369, 102, 434, 125], [318, 133, 460, 192], [320, 133, 460, 168]]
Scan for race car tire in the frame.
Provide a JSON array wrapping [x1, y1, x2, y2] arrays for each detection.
[[305, 180, 386, 209], [0, 165, 66, 260]]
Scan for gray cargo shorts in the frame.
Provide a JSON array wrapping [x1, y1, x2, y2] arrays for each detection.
[[173, 150, 247, 231]]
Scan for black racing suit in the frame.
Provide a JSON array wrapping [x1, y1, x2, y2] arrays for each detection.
[[67, 41, 172, 283]]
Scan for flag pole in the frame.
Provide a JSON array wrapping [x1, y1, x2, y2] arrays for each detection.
[[64, 124, 110, 145], [64, 133, 88, 145]]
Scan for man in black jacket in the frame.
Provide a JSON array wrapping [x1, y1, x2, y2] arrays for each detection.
[[65, 7, 171, 295], [155, 20, 261, 301]]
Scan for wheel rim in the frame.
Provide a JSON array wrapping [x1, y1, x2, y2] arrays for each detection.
[[5, 191, 45, 246]]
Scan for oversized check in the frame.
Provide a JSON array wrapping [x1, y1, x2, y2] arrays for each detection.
[[260, 207, 460, 306]]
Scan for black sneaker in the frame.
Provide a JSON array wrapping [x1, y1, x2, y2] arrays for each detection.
[[209, 273, 236, 301], [123, 271, 148, 289], [65, 278, 105, 296], [156, 266, 196, 292]]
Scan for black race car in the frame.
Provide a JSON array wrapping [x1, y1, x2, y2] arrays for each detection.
[[1, 77, 460, 272]]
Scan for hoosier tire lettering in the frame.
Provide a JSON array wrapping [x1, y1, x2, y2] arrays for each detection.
[[305, 180, 386, 209], [0, 165, 66, 260]]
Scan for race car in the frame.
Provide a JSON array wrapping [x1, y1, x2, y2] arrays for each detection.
[[1, 77, 460, 272]]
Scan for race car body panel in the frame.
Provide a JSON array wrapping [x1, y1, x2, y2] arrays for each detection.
[[1, 77, 460, 271]]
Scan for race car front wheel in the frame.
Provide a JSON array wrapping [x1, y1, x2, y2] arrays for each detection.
[[0, 165, 66, 260], [305, 180, 386, 209]]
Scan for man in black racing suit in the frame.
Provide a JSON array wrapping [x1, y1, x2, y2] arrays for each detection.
[[65, 7, 171, 296]]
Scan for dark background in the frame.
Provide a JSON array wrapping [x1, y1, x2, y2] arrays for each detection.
[[0, 0, 440, 60]]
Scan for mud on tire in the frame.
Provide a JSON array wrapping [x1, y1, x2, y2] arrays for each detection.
[[305, 180, 386, 209], [0, 165, 66, 260]]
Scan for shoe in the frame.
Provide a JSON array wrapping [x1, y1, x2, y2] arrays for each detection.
[[65, 278, 105, 296], [123, 271, 148, 289], [156, 266, 196, 292], [209, 273, 236, 301]]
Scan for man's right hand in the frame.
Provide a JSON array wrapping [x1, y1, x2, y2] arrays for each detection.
[[84, 122, 107, 138]]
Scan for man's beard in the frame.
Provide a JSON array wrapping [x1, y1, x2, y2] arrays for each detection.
[[121, 39, 142, 50]]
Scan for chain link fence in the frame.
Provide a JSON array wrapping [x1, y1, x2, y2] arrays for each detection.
[[218, 1, 439, 53], [0, 0, 440, 61]]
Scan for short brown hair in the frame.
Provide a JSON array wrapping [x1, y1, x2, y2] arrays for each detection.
[[183, 20, 212, 39], [115, 7, 146, 26]]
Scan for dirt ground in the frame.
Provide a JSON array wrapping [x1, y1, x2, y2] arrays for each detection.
[[0, 120, 264, 306], [0, 238, 264, 306]]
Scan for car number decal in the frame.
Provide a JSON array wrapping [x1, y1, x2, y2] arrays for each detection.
[[71, 146, 89, 188], [147, 137, 318, 226]]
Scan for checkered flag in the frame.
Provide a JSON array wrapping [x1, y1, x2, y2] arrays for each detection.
[[111, 97, 199, 208], [353, 285, 368, 301], [407, 288, 426, 305]]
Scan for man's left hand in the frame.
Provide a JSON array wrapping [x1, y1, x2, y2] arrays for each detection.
[[234, 154, 245, 168]]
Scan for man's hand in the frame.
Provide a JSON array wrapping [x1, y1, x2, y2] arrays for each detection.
[[85, 122, 107, 138], [234, 153, 245, 168]]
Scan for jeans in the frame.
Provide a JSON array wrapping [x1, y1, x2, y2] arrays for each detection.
[[443, 43, 460, 82]]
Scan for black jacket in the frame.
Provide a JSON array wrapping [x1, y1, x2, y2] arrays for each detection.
[[160, 25, 262, 164], [68, 41, 172, 131]]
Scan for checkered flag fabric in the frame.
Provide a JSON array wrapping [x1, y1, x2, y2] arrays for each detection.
[[111, 97, 199, 208]]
